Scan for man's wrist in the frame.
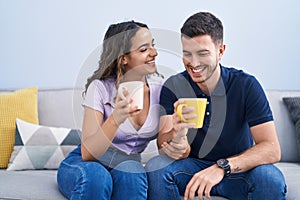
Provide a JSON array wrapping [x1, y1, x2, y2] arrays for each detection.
[[216, 158, 231, 177]]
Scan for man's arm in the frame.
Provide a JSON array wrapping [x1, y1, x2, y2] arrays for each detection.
[[228, 120, 281, 173], [158, 104, 195, 160], [184, 120, 281, 199]]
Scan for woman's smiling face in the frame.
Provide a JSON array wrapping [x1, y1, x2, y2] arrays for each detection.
[[123, 27, 158, 76]]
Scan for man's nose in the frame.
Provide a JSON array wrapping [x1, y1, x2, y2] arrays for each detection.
[[190, 55, 201, 67]]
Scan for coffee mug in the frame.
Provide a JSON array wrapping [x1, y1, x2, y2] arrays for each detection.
[[176, 98, 207, 128], [118, 81, 144, 110]]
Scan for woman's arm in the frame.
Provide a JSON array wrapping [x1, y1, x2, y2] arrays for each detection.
[[81, 107, 119, 161], [81, 95, 136, 161]]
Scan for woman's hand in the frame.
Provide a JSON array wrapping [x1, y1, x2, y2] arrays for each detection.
[[112, 88, 140, 126]]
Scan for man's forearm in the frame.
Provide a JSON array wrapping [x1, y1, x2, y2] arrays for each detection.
[[157, 128, 175, 149]]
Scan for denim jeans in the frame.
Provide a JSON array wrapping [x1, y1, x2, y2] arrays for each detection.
[[57, 145, 147, 200], [145, 155, 287, 200]]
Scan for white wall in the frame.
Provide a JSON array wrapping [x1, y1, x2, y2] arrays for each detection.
[[1, 0, 300, 90]]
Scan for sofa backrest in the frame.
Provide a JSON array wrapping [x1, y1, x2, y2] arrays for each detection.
[[35, 88, 300, 163], [266, 90, 300, 162], [37, 88, 84, 130], [1, 88, 299, 163]]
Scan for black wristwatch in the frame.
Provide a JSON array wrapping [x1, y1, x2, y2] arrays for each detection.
[[216, 159, 231, 177]]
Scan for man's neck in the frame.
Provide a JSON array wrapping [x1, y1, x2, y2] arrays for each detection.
[[197, 65, 221, 95]]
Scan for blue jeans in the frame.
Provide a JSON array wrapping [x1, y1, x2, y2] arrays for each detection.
[[145, 155, 287, 200], [57, 145, 148, 200]]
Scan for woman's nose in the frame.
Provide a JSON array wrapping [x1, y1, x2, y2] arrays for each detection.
[[150, 47, 158, 57]]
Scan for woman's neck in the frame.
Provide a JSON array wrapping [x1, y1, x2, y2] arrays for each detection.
[[123, 74, 147, 83]]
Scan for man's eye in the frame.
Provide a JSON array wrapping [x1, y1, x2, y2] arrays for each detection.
[[183, 53, 191, 57], [198, 52, 209, 56], [140, 48, 147, 52]]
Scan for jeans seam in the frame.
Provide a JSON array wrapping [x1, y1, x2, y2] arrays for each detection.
[[226, 175, 253, 200], [171, 170, 194, 200], [60, 160, 87, 199]]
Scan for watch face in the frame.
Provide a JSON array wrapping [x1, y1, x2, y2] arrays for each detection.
[[217, 159, 228, 167]]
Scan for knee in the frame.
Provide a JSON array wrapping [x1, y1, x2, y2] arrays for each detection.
[[251, 165, 286, 195], [111, 160, 147, 186], [79, 162, 113, 195], [113, 160, 146, 173], [145, 155, 174, 172], [83, 162, 112, 184], [58, 161, 113, 199]]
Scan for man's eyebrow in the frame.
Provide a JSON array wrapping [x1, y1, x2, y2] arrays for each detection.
[[182, 50, 191, 53], [182, 49, 209, 53]]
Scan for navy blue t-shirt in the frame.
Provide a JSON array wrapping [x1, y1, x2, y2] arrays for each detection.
[[159, 65, 273, 161]]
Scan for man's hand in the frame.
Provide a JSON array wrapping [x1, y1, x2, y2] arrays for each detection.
[[161, 135, 190, 160], [160, 100, 195, 159], [184, 164, 224, 200]]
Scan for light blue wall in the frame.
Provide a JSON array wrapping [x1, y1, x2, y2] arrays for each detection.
[[1, 0, 300, 90]]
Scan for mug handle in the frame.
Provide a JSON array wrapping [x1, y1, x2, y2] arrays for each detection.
[[118, 86, 127, 100], [176, 104, 187, 122]]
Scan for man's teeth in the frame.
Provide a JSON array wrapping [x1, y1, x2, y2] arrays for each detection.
[[146, 60, 155, 64], [192, 68, 202, 73]]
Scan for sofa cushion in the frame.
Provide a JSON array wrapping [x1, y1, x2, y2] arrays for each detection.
[[275, 162, 300, 200], [283, 97, 300, 158], [0, 169, 67, 200], [0, 87, 39, 168], [7, 118, 81, 171], [266, 91, 300, 162]]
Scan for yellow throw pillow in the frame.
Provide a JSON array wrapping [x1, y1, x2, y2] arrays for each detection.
[[0, 87, 39, 168]]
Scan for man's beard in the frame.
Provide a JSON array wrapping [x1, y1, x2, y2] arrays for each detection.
[[196, 62, 219, 84]]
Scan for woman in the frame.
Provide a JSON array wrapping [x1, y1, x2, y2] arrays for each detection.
[[57, 21, 162, 200]]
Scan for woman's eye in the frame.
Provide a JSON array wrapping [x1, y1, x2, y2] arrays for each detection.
[[140, 48, 147, 52]]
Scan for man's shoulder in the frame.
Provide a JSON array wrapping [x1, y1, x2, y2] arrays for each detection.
[[223, 66, 254, 78], [222, 66, 257, 85]]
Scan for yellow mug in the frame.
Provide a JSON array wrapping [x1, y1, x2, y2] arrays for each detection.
[[176, 98, 207, 128]]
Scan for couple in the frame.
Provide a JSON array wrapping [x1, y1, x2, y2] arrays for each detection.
[[57, 11, 286, 200]]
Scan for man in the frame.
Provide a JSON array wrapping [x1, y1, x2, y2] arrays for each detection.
[[146, 12, 286, 200]]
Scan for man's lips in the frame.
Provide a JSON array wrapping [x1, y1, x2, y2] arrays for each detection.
[[189, 66, 206, 74]]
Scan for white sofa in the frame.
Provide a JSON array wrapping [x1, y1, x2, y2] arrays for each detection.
[[0, 88, 299, 200]]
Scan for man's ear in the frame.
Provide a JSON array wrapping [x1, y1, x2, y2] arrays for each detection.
[[219, 44, 226, 58]]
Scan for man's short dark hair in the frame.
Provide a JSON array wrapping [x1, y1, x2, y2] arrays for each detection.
[[181, 12, 223, 45]]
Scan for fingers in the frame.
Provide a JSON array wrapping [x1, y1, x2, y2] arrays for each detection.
[[173, 99, 184, 112], [161, 141, 188, 159], [184, 171, 215, 200]]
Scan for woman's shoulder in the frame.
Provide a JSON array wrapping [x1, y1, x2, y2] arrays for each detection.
[[84, 78, 116, 105], [88, 78, 116, 92]]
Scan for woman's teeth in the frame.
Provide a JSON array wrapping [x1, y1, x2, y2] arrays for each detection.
[[146, 60, 155, 64]]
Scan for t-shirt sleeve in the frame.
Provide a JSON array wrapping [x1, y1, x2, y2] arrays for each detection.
[[245, 76, 273, 127], [159, 77, 178, 117], [82, 80, 107, 114]]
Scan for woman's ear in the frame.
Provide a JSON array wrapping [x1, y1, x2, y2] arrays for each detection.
[[121, 55, 128, 66]]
